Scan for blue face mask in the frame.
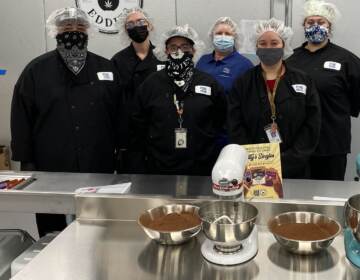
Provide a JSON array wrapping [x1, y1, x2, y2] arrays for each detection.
[[305, 25, 329, 44], [213, 35, 235, 53]]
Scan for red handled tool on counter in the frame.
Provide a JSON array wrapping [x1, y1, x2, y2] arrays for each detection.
[[0, 179, 26, 190]]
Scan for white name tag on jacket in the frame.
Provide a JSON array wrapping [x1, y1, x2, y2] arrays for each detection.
[[324, 61, 341, 71], [97, 72, 114, 81], [292, 84, 307, 95], [157, 64, 166, 71], [195, 85, 211, 96]]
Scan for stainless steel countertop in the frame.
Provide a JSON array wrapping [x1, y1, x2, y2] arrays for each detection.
[[11, 220, 360, 280], [6, 174, 360, 279], [0, 171, 358, 214], [20, 172, 360, 200]]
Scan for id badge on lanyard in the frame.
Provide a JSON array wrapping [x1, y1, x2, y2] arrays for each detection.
[[174, 94, 187, 149], [264, 122, 282, 143]]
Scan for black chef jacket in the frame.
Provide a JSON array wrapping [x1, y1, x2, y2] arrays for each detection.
[[11, 50, 122, 173], [129, 69, 227, 175], [286, 41, 360, 156], [228, 63, 321, 178], [111, 43, 165, 149], [111, 43, 165, 102]]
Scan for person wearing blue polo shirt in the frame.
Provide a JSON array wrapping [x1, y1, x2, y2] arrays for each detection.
[[196, 17, 253, 94]]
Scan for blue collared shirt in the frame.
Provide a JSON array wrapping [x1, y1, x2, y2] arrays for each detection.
[[196, 51, 253, 93]]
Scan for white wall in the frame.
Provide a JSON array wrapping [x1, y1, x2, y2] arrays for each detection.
[[176, 0, 270, 43], [43, 0, 176, 58], [0, 0, 46, 145], [1, 0, 360, 180]]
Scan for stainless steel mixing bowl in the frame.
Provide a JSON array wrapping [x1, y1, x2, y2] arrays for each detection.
[[344, 194, 360, 242], [268, 211, 341, 255], [138, 204, 201, 245], [198, 201, 258, 251]]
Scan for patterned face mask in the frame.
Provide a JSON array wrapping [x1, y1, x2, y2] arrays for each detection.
[[305, 25, 329, 44], [56, 31, 88, 75], [166, 50, 194, 93]]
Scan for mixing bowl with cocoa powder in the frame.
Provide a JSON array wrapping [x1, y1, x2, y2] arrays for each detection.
[[268, 211, 341, 254], [138, 204, 202, 245]]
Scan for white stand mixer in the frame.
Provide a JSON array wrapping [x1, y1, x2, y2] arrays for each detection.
[[211, 144, 248, 200], [199, 144, 259, 265]]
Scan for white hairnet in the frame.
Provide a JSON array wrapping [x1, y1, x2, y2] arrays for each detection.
[[253, 18, 294, 58], [154, 24, 205, 62], [208, 17, 243, 51], [303, 0, 340, 24], [116, 7, 155, 50], [46, 7, 92, 38]]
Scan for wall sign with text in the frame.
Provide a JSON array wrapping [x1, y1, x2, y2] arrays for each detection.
[[76, 0, 142, 34]]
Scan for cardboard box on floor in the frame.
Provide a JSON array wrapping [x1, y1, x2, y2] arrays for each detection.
[[0, 146, 11, 170]]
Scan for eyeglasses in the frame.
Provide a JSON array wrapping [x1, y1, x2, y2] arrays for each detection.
[[166, 43, 193, 53], [125, 19, 147, 29]]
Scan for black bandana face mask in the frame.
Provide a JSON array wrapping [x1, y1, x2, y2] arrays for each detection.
[[56, 31, 88, 75], [166, 50, 194, 92]]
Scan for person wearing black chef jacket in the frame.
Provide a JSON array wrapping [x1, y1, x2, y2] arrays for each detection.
[[111, 8, 165, 172], [10, 8, 122, 236], [228, 18, 321, 179], [112, 8, 164, 93], [129, 25, 227, 175], [286, 0, 360, 181]]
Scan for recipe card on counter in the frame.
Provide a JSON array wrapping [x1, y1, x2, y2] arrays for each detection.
[[242, 143, 283, 199], [75, 182, 132, 194]]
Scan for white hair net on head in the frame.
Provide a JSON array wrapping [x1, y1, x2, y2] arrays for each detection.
[[253, 18, 294, 58], [154, 24, 205, 62], [116, 7, 155, 50], [303, 0, 340, 24], [208, 17, 243, 51], [46, 7, 91, 38]]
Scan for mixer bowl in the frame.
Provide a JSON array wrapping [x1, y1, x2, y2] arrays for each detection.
[[344, 194, 360, 242], [198, 201, 258, 249]]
